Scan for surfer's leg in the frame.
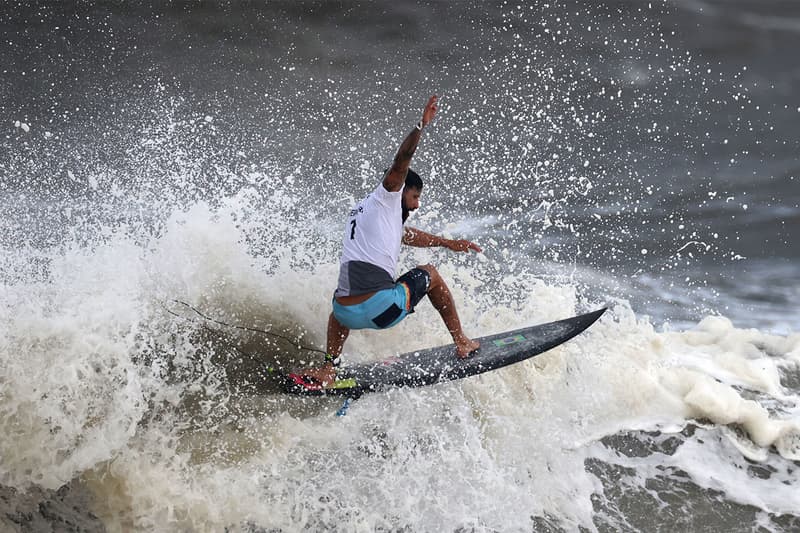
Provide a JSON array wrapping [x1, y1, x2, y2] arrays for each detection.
[[298, 313, 348, 386], [327, 312, 350, 359], [417, 264, 479, 357]]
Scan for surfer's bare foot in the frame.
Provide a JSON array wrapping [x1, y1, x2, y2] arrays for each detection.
[[300, 363, 336, 387], [456, 337, 480, 358]]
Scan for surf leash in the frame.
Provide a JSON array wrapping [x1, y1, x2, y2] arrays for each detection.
[[336, 398, 353, 417], [169, 299, 326, 356], [159, 301, 285, 373], [162, 300, 364, 415]]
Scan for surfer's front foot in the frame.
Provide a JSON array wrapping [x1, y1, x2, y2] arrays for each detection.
[[456, 338, 480, 358]]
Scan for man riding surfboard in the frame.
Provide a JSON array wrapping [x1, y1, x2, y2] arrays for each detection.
[[302, 95, 481, 387]]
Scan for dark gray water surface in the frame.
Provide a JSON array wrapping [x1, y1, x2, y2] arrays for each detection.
[[2, 0, 797, 330]]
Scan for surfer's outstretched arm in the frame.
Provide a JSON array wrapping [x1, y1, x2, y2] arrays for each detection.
[[403, 227, 482, 253], [383, 95, 438, 192]]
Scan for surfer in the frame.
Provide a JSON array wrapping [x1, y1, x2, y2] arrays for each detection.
[[305, 95, 481, 386]]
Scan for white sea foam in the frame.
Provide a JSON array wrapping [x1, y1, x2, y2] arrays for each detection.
[[2, 191, 798, 530]]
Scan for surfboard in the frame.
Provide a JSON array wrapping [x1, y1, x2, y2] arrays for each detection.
[[282, 308, 606, 397]]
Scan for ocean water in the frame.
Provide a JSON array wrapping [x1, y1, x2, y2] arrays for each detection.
[[1, 1, 799, 531]]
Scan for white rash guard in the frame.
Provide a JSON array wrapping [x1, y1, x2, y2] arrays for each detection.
[[335, 181, 404, 297]]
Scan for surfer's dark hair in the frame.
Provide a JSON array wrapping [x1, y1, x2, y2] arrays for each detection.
[[405, 168, 423, 190]]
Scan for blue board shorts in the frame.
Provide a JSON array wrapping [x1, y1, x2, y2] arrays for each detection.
[[332, 268, 431, 330]]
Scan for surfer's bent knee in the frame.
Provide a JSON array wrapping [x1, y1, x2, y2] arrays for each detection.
[[416, 264, 441, 284]]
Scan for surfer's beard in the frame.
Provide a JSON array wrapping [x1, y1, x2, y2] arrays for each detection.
[[402, 199, 411, 223]]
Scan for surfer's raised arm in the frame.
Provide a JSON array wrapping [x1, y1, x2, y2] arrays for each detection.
[[403, 227, 482, 253], [383, 95, 438, 192]]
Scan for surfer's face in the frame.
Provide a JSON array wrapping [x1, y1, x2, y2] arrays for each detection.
[[402, 186, 421, 222]]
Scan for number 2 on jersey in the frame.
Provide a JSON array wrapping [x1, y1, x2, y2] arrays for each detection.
[[350, 219, 357, 239]]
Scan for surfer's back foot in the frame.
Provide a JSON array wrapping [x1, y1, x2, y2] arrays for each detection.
[[456, 337, 480, 358], [297, 363, 336, 388]]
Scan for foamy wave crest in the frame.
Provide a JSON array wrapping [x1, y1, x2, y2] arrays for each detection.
[[1, 236, 151, 489], [2, 187, 798, 530]]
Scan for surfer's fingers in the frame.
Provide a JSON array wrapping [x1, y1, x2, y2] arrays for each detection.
[[452, 239, 481, 253], [451, 239, 476, 252], [422, 95, 438, 124]]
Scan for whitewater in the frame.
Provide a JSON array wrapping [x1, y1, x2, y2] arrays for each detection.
[[2, 0, 799, 531]]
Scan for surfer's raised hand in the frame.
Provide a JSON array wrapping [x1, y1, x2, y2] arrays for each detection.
[[444, 239, 482, 253], [384, 95, 438, 192], [421, 95, 438, 127]]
